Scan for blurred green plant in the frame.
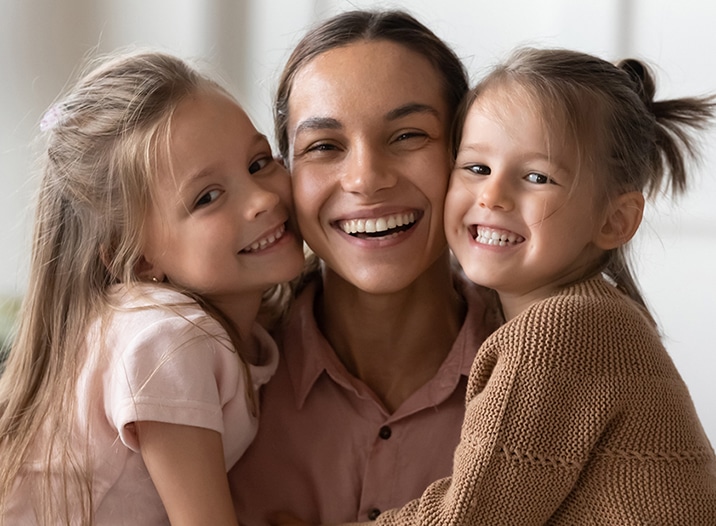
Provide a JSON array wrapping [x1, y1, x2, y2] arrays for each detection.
[[0, 296, 21, 371]]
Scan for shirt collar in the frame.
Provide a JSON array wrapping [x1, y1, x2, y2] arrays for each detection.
[[278, 274, 502, 411]]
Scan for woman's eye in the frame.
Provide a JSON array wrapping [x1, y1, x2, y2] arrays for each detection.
[[525, 172, 552, 184], [395, 131, 425, 142], [249, 157, 271, 174], [306, 142, 337, 153], [196, 189, 221, 208], [466, 164, 491, 176]]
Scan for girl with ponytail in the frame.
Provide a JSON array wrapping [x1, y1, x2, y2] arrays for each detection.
[[321, 46, 716, 525]]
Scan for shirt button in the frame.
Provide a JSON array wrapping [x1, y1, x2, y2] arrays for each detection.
[[368, 508, 381, 520], [378, 425, 392, 440]]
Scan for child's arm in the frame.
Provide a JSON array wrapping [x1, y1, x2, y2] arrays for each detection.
[[136, 420, 239, 526]]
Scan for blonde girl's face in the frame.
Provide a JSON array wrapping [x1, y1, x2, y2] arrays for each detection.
[[142, 87, 304, 315], [444, 87, 607, 317], [286, 40, 452, 294]]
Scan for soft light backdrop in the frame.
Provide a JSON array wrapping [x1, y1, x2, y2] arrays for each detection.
[[1, 0, 714, 442]]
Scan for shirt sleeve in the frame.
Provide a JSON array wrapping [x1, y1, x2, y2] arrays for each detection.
[[105, 311, 241, 452]]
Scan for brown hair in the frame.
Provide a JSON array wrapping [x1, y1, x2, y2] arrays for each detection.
[[274, 9, 469, 286], [452, 47, 715, 317], [274, 9, 469, 162]]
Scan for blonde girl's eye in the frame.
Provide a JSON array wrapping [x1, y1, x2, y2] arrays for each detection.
[[249, 156, 272, 174], [195, 188, 222, 208], [525, 172, 554, 185]]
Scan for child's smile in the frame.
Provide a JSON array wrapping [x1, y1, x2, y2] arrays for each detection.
[[445, 86, 606, 318]]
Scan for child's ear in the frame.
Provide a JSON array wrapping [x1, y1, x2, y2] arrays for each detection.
[[134, 255, 164, 283], [595, 191, 645, 250]]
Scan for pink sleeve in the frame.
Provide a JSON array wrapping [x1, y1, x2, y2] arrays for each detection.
[[105, 313, 241, 452]]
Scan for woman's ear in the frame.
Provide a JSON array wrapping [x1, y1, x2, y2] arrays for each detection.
[[134, 255, 164, 283], [595, 191, 645, 250]]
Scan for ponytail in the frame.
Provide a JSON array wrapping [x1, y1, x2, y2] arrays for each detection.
[[468, 48, 716, 323], [617, 58, 716, 197]]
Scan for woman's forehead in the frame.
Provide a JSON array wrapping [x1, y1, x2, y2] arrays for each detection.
[[289, 40, 447, 114]]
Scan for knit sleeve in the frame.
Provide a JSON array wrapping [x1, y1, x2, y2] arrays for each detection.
[[365, 289, 631, 525]]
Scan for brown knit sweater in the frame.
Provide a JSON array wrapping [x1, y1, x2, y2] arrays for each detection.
[[357, 277, 716, 525]]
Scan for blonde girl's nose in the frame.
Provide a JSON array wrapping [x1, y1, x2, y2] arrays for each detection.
[[243, 183, 281, 220]]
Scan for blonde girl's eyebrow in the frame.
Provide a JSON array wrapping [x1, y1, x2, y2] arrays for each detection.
[[179, 132, 269, 191]]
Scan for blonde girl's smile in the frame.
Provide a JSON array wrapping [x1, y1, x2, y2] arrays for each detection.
[[142, 87, 304, 309], [240, 223, 290, 253]]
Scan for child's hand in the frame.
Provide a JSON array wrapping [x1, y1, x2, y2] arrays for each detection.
[[268, 511, 315, 526]]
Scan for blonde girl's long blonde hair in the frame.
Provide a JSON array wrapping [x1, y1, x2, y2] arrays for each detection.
[[0, 50, 264, 524]]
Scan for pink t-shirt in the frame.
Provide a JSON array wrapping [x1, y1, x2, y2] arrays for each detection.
[[229, 275, 498, 524], [5, 285, 278, 525]]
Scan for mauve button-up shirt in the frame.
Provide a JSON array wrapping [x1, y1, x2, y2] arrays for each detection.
[[229, 274, 497, 525]]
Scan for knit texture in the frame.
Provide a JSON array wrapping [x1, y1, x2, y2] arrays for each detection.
[[362, 277, 716, 525]]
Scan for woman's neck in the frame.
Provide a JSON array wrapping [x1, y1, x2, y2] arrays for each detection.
[[316, 252, 465, 413]]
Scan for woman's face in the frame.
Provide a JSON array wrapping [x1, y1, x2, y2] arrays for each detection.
[[286, 40, 452, 294]]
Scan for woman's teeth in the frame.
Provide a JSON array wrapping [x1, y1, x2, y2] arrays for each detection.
[[339, 212, 416, 236], [474, 226, 524, 246], [242, 224, 286, 253]]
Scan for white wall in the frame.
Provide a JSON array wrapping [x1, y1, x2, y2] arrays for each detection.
[[1, 0, 714, 443]]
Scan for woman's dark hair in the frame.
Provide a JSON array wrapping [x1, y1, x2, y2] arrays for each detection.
[[274, 9, 469, 160]]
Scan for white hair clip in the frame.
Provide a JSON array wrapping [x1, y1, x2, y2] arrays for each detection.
[[40, 104, 63, 132]]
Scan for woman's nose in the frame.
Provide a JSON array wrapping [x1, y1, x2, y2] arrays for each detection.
[[340, 145, 397, 195]]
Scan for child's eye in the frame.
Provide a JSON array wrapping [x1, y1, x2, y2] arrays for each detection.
[[249, 157, 272, 174], [525, 172, 552, 185], [195, 189, 222, 208], [466, 164, 491, 176]]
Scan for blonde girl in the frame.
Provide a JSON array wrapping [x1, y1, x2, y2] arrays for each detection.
[[324, 47, 716, 525], [0, 50, 304, 524]]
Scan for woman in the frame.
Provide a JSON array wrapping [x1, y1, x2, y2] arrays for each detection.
[[229, 10, 499, 524]]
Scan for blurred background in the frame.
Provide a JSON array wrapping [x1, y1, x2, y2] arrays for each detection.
[[1, 0, 714, 442]]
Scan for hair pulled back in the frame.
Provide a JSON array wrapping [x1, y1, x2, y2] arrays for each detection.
[[453, 47, 715, 316], [274, 9, 469, 161]]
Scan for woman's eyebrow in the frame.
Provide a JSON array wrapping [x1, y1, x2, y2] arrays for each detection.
[[294, 116, 342, 135], [385, 103, 440, 121]]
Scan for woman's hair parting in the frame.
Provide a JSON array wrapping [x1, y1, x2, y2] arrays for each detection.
[[0, 50, 211, 523], [453, 47, 715, 316], [274, 8, 469, 162]]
